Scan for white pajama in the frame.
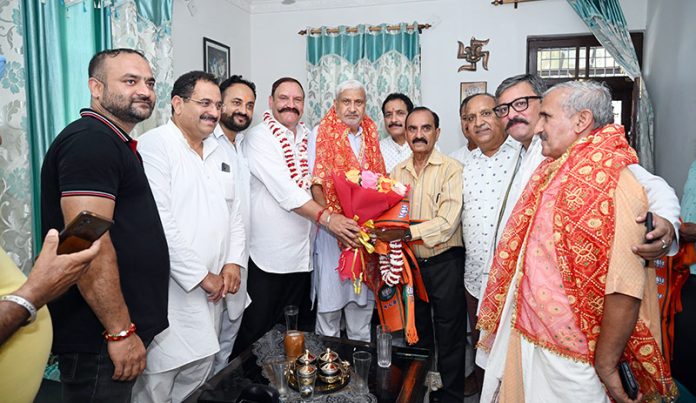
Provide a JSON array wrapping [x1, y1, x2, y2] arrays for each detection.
[[132, 355, 215, 403], [315, 301, 375, 342]]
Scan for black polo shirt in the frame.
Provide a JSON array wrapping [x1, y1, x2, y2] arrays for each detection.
[[41, 108, 170, 354]]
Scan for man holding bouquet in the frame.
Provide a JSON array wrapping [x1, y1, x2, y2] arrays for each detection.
[[382, 107, 468, 403], [309, 79, 387, 341]]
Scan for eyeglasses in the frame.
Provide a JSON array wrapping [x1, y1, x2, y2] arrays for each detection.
[[184, 97, 223, 110], [492, 96, 541, 118], [462, 109, 495, 123]]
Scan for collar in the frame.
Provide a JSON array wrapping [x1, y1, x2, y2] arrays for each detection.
[[385, 136, 409, 150], [80, 108, 138, 155], [471, 135, 521, 159], [346, 126, 363, 138], [168, 119, 219, 159], [213, 123, 245, 145], [404, 149, 444, 177]]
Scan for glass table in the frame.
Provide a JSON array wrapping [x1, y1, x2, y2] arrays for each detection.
[[185, 326, 431, 403]]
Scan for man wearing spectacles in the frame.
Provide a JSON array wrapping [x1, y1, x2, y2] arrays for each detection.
[[476, 74, 681, 403], [133, 71, 247, 402]]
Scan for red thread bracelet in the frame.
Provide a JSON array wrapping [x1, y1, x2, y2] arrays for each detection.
[[315, 207, 328, 224], [103, 323, 136, 342]]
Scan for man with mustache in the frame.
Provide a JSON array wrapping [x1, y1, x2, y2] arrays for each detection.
[[450, 94, 479, 165], [232, 78, 360, 356], [309, 79, 386, 341], [133, 71, 246, 402], [40, 49, 170, 402], [460, 93, 522, 394], [478, 80, 675, 403], [381, 107, 467, 402], [211, 75, 255, 375], [477, 74, 680, 402], [380, 93, 414, 173]]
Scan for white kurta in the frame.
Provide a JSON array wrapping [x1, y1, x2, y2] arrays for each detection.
[[380, 136, 411, 174], [461, 136, 522, 299], [449, 145, 473, 166], [308, 126, 373, 313], [213, 125, 251, 320], [138, 120, 246, 373], [243, 116, 313, 274]]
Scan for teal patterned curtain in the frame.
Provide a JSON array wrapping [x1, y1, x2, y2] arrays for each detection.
[[305, 22, 421, 134], [111, 0, 173, 136], [0, 0, 33, 273], [567, 0, 655, 172], [23, 0, 112, 253]]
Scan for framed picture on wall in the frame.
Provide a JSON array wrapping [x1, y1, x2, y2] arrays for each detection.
[[460, 81, 487, 104], [203, 37, 230, 81]]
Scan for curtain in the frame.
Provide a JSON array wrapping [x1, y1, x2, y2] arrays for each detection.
[[0, 0, 33, 273], [305, 22, 421, 134], [111, 0, 173, 136], [567, 0, 655, 172], [23, 0, 111, 253]]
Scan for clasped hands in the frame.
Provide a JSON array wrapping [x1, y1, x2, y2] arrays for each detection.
[[200, 263, 241, 302]]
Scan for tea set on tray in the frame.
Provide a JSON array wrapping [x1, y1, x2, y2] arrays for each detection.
[[287, 348, 351, 393]]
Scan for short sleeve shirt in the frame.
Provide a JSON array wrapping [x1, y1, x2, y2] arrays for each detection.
[[40, 109, 170, 354]]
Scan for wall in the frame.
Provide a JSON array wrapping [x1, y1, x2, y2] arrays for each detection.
[[248, 0, 647, 153], [172, 0, 251, 79], [644, 0, 696, 197]]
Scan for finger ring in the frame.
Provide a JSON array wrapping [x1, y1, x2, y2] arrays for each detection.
[[660, 239, 668, 249]]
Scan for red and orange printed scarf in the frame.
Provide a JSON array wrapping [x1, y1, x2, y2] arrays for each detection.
[[312, 106, 386, 214], [478, 125, 676, 400]]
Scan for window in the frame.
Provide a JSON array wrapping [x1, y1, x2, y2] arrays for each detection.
[[528, 33, 643, 142]]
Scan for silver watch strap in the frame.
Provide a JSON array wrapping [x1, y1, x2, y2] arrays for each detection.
[[1, 294, 38, 325]]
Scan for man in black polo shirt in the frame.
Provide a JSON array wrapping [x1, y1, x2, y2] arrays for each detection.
[[40, 48, 169, 403]]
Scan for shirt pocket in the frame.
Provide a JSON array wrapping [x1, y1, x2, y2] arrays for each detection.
[[217, 171, 236, 201]]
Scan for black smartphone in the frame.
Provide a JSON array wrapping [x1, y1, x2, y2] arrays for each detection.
[[644, 211, 654, 235], [618, 360, 639, 400], [644, 211, 654, 265], [57, 211, 114, 255]]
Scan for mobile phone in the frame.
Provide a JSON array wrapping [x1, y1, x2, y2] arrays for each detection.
[[57, 211, 114, 255], [618, 360, 639, 400], [644, 211, 654, 235]]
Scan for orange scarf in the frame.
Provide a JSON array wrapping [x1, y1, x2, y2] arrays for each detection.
[[478, 125, 676, 400], [312, 106, 386, 214]]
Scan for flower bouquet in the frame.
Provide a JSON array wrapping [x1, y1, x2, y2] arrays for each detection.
[[332, 170, 407, 289], [332, 170, 428, 344]]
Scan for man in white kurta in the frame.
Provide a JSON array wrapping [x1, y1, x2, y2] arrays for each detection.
[[379, 93, 414, 173], [232, 77, 361, 356], [450, 94, 479, 166], [477, 74, 681, 402], [132, 72, 246, 403], [308, 80, 385, 342], [211, 75, 256, 375]]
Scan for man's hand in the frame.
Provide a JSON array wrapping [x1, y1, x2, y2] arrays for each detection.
[[326, 214, 361, 248], [220, 264, 241, 295], [14, 229, 101, 308], [108, 334, 147, 381], [595, 365, 643, 403], [200, 273, 224, 302], [375, 228, 407, 242], [679, 222, 696, 243], [631, 213, 675, 260]]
